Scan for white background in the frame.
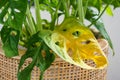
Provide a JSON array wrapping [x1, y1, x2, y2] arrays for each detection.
[[102, 8, 120, 80]]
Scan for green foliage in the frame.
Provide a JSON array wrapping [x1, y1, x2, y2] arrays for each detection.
[[18, 46, 40, 80], [1, 26, 20, 57], [85, 6, 115, 55], [102, 0, 120, 8], [0, 0, 27, 30], [106, 6, 113, 16], [94, 20, 115, 55], [0, 0, 120, 80], [18, 33, 55, 80], [0, 0, 27, 57]]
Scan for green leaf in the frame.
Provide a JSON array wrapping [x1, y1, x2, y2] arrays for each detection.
[[85, 7, 99, 21], [18, 46, 41, 80], [94, 19, 115, 55], [37, 42, 55, 80], [39, 0, 58, 8], [83, 0, 102, 12], [0, 3, 9, 24], [0, 0, 27, 57], [70, 0, 77, 9], [0, 0, 27, 30], [40, 4, 54, 13], [26, 32, 42, 47], [40, 0, 65, 12], [37, 43, 55, 72], [18, 33, 55, 80], [1, 26, 19, 57], [0, 0, 7, 9], [102, 0, 120, 8], [18, 33, 41, 80], [112, 0, 120, 8], [105, 5, 113, 16]]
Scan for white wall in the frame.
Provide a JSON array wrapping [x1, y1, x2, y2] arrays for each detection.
[[102, 8, 120, 80]]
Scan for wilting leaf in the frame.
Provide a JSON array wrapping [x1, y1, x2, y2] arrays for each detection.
[[41, 18, 108, 69]]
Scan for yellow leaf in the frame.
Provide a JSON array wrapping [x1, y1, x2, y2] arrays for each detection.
[[43, 18, 108, 69]]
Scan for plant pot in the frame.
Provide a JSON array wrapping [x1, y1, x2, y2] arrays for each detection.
[[0, 39, 108, 80]]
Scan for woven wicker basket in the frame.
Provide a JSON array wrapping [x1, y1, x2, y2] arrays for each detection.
[[0, 39, 108, 80]]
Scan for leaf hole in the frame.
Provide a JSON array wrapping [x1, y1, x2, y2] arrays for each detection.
[[62, 28, 67, 31], [14, 9, 21, 13], [81, 40, 91, 44], [1, 7, 5, 10], [72, 31, 81, 37], [55, 41, 63, 47], [11, 16, 14, 20], [19, 58, 33, 71], [55, 41, 60, 45], [41, 50, 46, 58], [10, 31, 17, 36], [3, 13, 9, 22], [3, 17, 7, 22], [8, 8, 12, 14]]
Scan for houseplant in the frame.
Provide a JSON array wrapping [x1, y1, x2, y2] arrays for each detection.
[[0, 0, 120, 80]]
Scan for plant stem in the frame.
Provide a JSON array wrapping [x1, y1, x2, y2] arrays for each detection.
[[77, 0, 84, 23], [88, 5, 109, 27], [50, 0, 62, 30], [62, 0, 69, 18], [24, 20, 32, 36], [34, 0, 42, 31], [26, 6, 36, 35], [84, 0, 89, 17], [88, 0, 114, 27]]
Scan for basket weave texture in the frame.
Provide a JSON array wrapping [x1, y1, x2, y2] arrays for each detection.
[[0, 39, 108, 80]]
